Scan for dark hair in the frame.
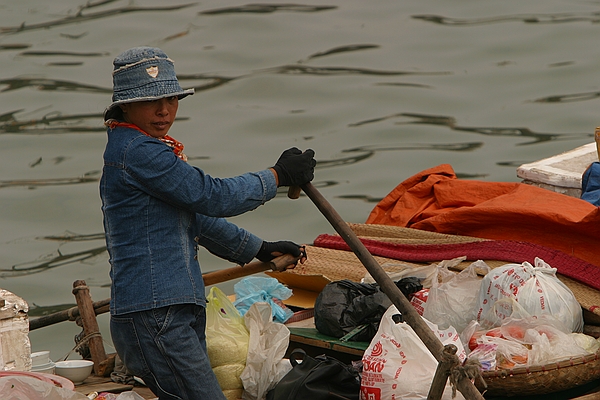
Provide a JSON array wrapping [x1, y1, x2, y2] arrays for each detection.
[[104, 106, 125, 122]]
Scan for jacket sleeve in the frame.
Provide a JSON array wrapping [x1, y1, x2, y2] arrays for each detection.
[[194, 214, 263, 265], [124, 136, 278, 217]]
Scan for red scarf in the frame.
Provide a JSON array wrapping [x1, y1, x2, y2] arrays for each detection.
[[107, 120, 188, 162]]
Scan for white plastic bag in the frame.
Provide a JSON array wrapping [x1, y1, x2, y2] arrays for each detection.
[[95, 392, 145, 400], [423, 259, 489, 333], [524, 325, 589, 365], [360, 305, 465, 400], [0, 375, 88, 400], [241, 302, 292, 400], [478, 297, 534, 330], [475, 258, 583, 332], [115, 393, 145, 400]]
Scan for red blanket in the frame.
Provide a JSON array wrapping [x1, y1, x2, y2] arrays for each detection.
[[365, 164, 600, 268]]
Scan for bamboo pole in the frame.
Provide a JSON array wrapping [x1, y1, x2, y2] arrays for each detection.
[[297, 182, 484, 400], [29, 299, 109, 331], [29, 254, 299, 331]]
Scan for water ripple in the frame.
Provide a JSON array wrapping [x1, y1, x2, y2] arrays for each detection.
[[264, 64, 450, 77], [37, 232, 105, 242], [199, 4, 336, 15], [315, 152, 374, 168], [413, 12, 600, 25], [349, 112, 585, 145], [0, 171, 100, 189], [0, 77, 111, 94], [0, 110, 104, 134], [0, 245, 106, 278], [336, 194, 383, 203], [0, 2, 196, 34], [18, 51, 109, 57], [0, 44, 31, 51], [532, 91, 600, 103], [310, 143, 481, 173], [343, 142, 483, 153], [301, 44, 380, 62], [177, 74, 239, 92]]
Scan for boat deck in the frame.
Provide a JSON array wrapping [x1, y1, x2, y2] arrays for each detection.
[[74, 375, 156, 399]]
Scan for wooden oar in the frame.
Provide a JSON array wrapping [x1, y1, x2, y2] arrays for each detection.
[[28, 254, 299, 331], [296, 182, 484, 400]]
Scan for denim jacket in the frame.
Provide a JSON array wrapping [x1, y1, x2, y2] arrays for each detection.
[[100, 125, 277, 315]]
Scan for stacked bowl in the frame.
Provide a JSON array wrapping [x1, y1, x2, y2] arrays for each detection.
[[30, 351, 54, 374]]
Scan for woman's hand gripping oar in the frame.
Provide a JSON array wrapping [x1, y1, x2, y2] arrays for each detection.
[[290, 182, 485, 400]]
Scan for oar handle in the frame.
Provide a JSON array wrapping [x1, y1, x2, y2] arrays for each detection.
[[288, 186, 301, 199], [203, 253, 299, 286]]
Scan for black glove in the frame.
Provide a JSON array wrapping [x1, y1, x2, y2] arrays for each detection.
[[272, 147, 316, 187], [256, 240, 302, 262]]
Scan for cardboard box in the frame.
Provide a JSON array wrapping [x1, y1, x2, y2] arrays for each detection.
[[265, 272, 331, 309], [0, 289, 31, 371]]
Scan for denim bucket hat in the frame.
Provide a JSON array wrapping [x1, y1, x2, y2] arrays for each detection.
[[104, 46, 194, 121]]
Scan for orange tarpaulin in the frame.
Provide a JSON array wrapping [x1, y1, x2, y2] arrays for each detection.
[[366, 164, 600, 268]]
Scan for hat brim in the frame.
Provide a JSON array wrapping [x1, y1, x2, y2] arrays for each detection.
[[103, 88, 194, 121]]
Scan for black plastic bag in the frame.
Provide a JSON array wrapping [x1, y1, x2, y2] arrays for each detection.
[[266, 348, 360, 400], [314, 277, 421, 342]]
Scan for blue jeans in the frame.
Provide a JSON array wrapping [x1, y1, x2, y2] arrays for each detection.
[[110, 304, 226, 400]]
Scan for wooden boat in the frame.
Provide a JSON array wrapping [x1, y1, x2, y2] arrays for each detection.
[[17, 143, 600, 399], [517, 141, 598, 198]]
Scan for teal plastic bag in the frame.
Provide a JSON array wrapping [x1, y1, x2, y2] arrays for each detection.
[[234, 277, 293, 323]]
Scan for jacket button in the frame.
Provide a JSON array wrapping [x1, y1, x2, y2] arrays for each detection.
[[194, 255, 198, 260]]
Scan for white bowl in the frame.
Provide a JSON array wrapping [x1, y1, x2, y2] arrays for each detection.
[[30, 351, 50, 367], [54, 360, 94, 385], [31, 361, 55, 374]]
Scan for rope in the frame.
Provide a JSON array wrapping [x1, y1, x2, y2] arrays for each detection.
[[449, 358, 485, 398], [57, 330, 102, 362], [67, 307, 77, 322], [72, 285, 88, 293], [56, 326, 116, 363]]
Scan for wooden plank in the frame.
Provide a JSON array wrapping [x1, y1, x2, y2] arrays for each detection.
[[74, 375, 132, 395], [288, 327, 368, 356], [74, 376, 157, 399]]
